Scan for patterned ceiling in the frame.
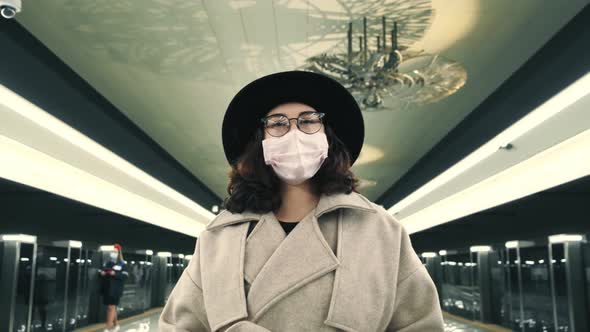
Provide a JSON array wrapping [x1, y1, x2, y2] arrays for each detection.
[[15, 0, 588, 201]]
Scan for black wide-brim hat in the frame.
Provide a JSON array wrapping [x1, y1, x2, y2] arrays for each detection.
[[222, 70, 364, 166]]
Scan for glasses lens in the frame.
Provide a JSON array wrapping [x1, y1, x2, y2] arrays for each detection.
[[298, 112, 323, 134], [265, 115, 290, 137]]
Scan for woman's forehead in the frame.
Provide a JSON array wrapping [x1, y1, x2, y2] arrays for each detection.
[[267, 102, 316, 116]]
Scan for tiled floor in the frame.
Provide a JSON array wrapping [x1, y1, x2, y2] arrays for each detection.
[[93, 310, 504, 332]]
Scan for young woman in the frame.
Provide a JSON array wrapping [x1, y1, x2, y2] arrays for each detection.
[[99, 243, 128, 332], [160, 71, 444, 331]]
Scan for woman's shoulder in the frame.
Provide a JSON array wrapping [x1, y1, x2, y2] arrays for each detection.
[[344, 192, 404, 230]]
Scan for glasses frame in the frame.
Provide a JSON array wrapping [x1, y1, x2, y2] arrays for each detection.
[[260, 111, 326, 137]]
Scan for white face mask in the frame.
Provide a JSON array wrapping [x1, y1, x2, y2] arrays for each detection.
[[262, 129, 329, 185], [109, 252, 118, 260]]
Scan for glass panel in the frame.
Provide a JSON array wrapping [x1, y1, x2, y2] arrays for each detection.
[[117, 252, 148, 318], [65, 247, 82, 331], [164, 257, 174, 302], [503, 248, 522, 330], [489, 250, 505, 325], [583, 242, 590, 321], [470, 251, 480, 320], [549, 243, 570, 332], [173, 256, 184, 284], [141, 255, 153, 310], [31, 245, 68, 332], [519, 244, 553, 332], [440, 251, 477, 320], [74, 249, 94, 327], [15, 243, 35, 332]]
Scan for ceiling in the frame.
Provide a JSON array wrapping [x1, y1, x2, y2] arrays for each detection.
[[13, 0, 589, 201]]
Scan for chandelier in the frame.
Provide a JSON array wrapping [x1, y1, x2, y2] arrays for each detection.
[[302, 16, 467, 111]]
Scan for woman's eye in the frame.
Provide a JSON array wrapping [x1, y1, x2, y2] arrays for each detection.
[[300, 119, 318, 124], [269, 122, 288, 128]]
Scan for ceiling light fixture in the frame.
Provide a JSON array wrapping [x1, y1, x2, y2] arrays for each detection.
[[303, 16, 466, 110]]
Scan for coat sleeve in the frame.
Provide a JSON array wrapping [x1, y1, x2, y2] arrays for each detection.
[[386, 224, 445, 332], [159, 237, 211, 332]]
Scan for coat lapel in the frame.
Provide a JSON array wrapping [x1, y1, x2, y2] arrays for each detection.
[[246, 208, 340, 321], [243, 212, 285, 285], [200, 192, 379, 331], [201, 211, 258, 331]]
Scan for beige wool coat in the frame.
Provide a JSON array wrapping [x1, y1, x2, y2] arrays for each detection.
[[159, 192, 444, 332]]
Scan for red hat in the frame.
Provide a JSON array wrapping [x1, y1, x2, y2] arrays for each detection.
[[114, 243, 122, 251]]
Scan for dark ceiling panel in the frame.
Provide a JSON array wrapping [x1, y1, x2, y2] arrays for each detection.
[[410, 175, 590, 253], [0, 177, 197, 253]]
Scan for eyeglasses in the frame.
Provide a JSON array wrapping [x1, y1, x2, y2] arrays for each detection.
[[260, 111, 326, 137]]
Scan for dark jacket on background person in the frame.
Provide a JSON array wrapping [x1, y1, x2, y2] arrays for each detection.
[[99, 260, 128, 300]]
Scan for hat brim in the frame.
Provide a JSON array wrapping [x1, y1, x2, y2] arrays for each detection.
[[222, 71, 364, 166]]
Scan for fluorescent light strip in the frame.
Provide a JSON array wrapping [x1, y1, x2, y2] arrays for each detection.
[[99, 245, 116, 252], [470, 245, 491, 253], [1, 234, 36, 243], [69, 240, 82, 248], [0, 84, 214, 235], [421, 252, 437, 258], [157, 252, 172, 257], [389, 72, 590, 215], [0, 135, 205, 236], [505, 240, 535, 248], [548, 234, 585, 243], [402, 128, 590, 233]]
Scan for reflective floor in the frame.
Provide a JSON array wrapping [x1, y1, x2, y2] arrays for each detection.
[[443, 318, 498, 332], [79, 310, 501, 332]]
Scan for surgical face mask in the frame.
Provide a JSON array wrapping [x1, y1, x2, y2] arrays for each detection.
[[109, 252, 118, 260], [262, 129, 329, 185]]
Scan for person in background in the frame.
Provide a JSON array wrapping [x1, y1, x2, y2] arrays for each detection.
[[99, 243, 128, 332]]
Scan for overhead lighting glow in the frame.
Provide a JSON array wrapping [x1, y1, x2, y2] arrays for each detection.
[[400, 128, 590, 233], [185, 254, 193, 260], [145, 250, 153, 255], [1, 234, 36, 243], [69, 240, 82, 248], [548, 234, 585, 243], [157, 252, 172, 257], [470, 245, 491, 253], [99, 245, 116, 252], [0, 84, 215, 237], [438, 250, 447, 256], [505, 240, 535, 249], [388, 72, 590, 233], [353, 144, 385, 166], [421, 252, 437, 258]]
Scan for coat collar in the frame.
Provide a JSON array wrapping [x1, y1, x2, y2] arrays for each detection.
[[200, 192, 379, 332], [205, 191, 376, 231]]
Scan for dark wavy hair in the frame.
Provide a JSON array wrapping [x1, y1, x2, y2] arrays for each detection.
[[223, 124, 359, 214]]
